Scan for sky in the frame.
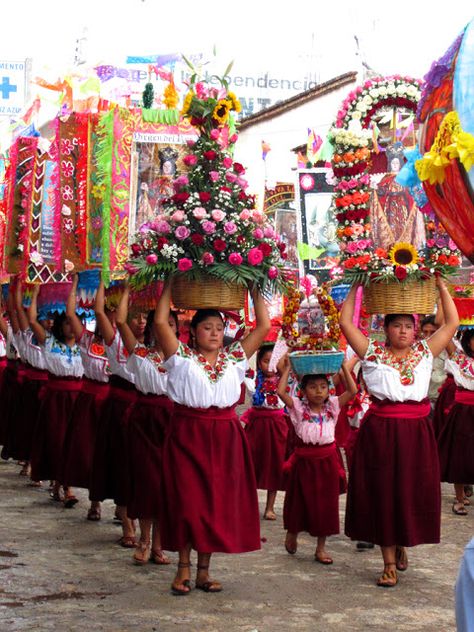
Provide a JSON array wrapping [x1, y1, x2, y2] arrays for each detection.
[[1, 0, 473, 83]]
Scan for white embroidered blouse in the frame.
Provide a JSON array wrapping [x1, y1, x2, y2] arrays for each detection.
[[361, 339, 433, 402], [22, 329, 47, 370], [288, 395, 340, 445], [126, 347, 168, 396], [0, 330, 5, 357], [6, 325, 18, 360], [43, 334, 83, 378], [446, 347, 474, 391], [78, 329, 110, 383], [105, 330, 136, 384], [163, 341, 248, 408]]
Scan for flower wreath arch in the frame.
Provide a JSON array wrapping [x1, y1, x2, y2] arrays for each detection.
[[330, 76, 461, 285]]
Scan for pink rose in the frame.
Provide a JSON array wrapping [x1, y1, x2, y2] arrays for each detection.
[[174, 175, 189, 188], [236, 177, 248, 189], [154, 220, 171, 234], [193, 207, 208, 220], [345, 242, 359, 254], [253, 228, 264, 239], [183, 154, 198, 166], [177, 258, 193, 271], [229, 252, 243, 265], [222, 156, 233, 168], [229, 133, 238, 143], [209, 129, 220, 140], [209, 171, 219, 182], [201, 252, 214, 265], [448, 239, 458, 251], [146, 253, 158, 264], [247, 247, 264, 266], [171, 210, 185, 222], [251, 211, 265, 224], [202, 220, 216, 234], [211, 209, 226, 222], [268, 266, 278, 279], [239, 209, 250, 221], [224, 221, 237, 234], [186, 139, 196, 148], [426, 239, 435, 248], [124, 263, 138, 274], [225, 172, 237, 183], [175, 226, 190, 240], [263, 226, 275, 239]]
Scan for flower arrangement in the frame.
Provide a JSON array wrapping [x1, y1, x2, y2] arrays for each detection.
[[330, 76, 461, 286], [127, 66, 289, 296]]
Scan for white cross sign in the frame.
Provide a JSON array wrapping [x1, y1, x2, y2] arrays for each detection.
[[0, 60, 26, 117]]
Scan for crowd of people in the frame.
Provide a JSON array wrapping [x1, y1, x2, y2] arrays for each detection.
[[0, 274, 473, 597]]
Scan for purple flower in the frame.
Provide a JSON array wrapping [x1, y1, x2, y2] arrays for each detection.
[[154, 220, 171, 234], [175, 226, 191, 240]]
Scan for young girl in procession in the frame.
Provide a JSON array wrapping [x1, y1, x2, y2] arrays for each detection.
[[0, 288, 21, 451], [437, 329, 474, 516], [28, 284, 84, 506], [116, 283, 174, 566], [61, 274, 111, 519], [89, 280, 141, 547], [242, 343, 288, 521], [340, 277, 458, 587], [155, 280, 270, 595], [277, 356, 357, 564]]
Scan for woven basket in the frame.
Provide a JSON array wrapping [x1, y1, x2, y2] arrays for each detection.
[[171, 274, 247, 310], [363, 278, 436, 314], [289, 351, 344, 376]]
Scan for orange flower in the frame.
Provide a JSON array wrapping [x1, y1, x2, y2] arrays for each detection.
[[333, 154, 343, 164], [375, 248, 387, 258], [343, 152, 355, 163], [448, 255, 460, 266], [438, 254, 448, 264], [344, 226, 354, 237]]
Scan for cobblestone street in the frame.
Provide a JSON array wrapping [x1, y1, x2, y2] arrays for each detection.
[[0, 458, 471, 631]]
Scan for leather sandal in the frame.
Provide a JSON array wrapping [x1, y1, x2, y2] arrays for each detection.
[[452, 501, 468, 516], [64, 493, 79, 508], [117, 535, 137, 548], [151, 549, 171, 565], [315, 550, 333, 565], [87, 507, 101, 521], [171, 562, 192, 596], [377, 564, 398, 588], [395, 546, 408, 571], [195, 564, 222, 593], [133, 541, 151, 565]]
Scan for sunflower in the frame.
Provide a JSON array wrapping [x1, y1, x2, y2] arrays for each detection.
[[212, 99, 231, 125], [388, 242, 419, 266], [181, 90, 195, 116], [226, 91, 242, 113]]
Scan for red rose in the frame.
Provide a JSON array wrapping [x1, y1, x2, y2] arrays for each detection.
[[237, 235, 246, 244], [190, 116, 205, 127], [238, 191, 248, 201], [173, 192, 190, 204], [191, 234, 205, 246], [157, 237, 168, 250], [233, 162, 245, 174], [203, 150, 217, 160], [131, 243, 142, 256], [213, 239, 227, 252], [258, 242, 272, 257], [394, 266, 408, 280], [220, 186, 232, 194], [277, 242, 286, 253], [199, 191, 211, 203]]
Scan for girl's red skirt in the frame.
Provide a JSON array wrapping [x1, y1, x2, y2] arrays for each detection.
[[283, 441, 342, 537], [433, 375, 456, 439], [345, 399, 441, 547], [0, 356, 8, 433], [29, 375, 82, 482], [344, 426, 359, 474], [61, 378, 110, 489], [242, 407, 288, 491], [0, 360, 21, 448], [1, 366, 49, 462], [160, 404, 261, 553], [89, 375, 137, 505], [438, 389, 474, 484], [127, 393, 173, 520]]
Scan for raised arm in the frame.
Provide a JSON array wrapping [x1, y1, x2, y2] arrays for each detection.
[[66, 274, 84, 341], [337, 359, 358, 408], [6, 285, 19, 334], [14, 279, 29, 332], [240, 288, 271, 359], [27, 284, 46, 345], [94, 278, 115, 345], [427, 277, 459, 358], [115, 283, 137, 355], [0, 297, 7, 338], [276, 354, 294, 409], [153, 280, 178, 360], [339, 285, 369, 359]]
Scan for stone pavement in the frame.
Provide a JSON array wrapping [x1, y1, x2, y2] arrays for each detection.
[[0, 457, 472, 632]]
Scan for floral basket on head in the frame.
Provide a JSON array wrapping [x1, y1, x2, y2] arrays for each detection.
[[127, 60, 289, 309], [451, 285, 474, 328]]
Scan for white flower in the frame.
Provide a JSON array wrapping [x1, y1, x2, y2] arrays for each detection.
[[396, 84, 407, 96], [29, 250, 44, 266], [355, 101, 367, 113], [378, 86, 387, 97], [386, 84, 396, 96], [369, 88, 380, 98], [351, 111, 362, 120]]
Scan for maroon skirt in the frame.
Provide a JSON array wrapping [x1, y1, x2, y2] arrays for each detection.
[[345, 399, 441, 547], [283, 441, 341, 537], [242, 407, 288, 491], [1, 367, 49, 462], [61, 379, 110, 489], [29, 376, 82, 482], [0, 360, 21, 448], [344, 426, 359, 474], [127, 393, 173, 520], [89, 376, 137, 504], [160, 404, 261, 553], [433, 375, 456, 439], [438, 389, 474, 484]]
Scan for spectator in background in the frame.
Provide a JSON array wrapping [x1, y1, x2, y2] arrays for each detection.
[[455, 537, 474, 632], [421, 315, 448, 411]]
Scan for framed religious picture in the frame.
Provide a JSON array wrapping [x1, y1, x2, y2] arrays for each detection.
[[274, 207, 298, 269], [298, 169, 339, 279]]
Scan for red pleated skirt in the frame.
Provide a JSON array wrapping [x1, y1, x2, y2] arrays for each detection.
[[432, 375, 456, 439], [89, 376, 137, 504], [344, 426, 359, 474], [127, 393, 173, 520], [438, 389, 474, 484], [345, 399, 441, 547], [283, 441, 341, 537], [61, 379, 110, 489], [0, 360, 21, 448], [29, 376, 82, 482], [160, 404, 261, 553], [243, 407, 288, 491], [1, 367, 49, 462]]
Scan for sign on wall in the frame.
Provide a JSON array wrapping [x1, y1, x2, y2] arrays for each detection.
[[0, 60, 28, 117]]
